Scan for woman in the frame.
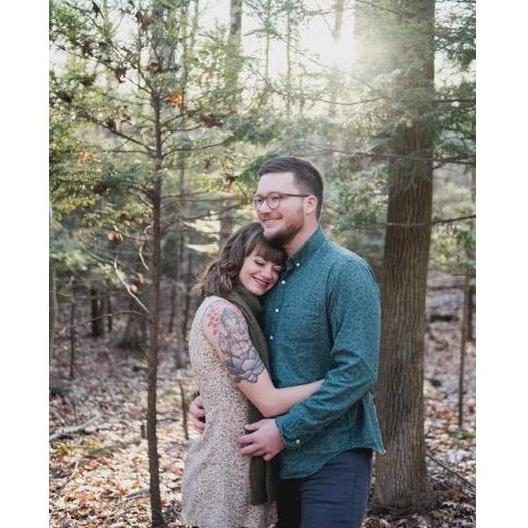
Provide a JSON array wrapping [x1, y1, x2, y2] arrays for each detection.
[[181, 222, 322, 528]]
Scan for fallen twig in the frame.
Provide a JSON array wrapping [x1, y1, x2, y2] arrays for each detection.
[[49, 414, 102, 442], [426, 452, 475, 490]]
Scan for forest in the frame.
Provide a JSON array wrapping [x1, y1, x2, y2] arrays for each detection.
[[49, 0, 476, 526]]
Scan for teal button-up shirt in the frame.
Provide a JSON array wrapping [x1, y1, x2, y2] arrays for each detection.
[[263, 227, 385, 479]]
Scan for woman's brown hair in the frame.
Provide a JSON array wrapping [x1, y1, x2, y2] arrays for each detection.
[[196, 222, 286, 296]]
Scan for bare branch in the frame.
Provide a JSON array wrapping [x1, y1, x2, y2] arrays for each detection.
[[113, 258, 150, 315], [57, 310, 142, 335], [426, 453, 476, 491], [386, 214, 475, 228]]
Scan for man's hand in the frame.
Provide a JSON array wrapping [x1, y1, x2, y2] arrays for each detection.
[[238, 418, 285, 461], [189, 395, 206, 433]]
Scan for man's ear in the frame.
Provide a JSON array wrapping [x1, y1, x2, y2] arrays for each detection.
[[305, 195, 318, 216]]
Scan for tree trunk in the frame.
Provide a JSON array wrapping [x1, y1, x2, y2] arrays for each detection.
[[264, 0, 271, 78], [49, 261, 58, 366], [468, 283, 475, 341], [119, 283, 148, 351], [219, 198, 235, 249], [174, 235, 187, 369], [99, 288, 106, 338], [90, 286, 104, 338], [182, 249, 194, 346], [218, 0, 243, 248], [69, 280, 77, 380], [168, 282, 176, 334], [373, 0, 436, 510], [458, 275, 471, 429], [286, 5, 292, 118], [147, 83, 164, 525], [106, 289, 113, 332], [147, 174, 163, 527]]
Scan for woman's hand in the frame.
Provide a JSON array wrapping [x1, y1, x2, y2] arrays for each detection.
[[189, 395, 206, 433]]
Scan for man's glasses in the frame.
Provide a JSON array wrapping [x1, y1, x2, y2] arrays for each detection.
[[252, 192, 310, 210]]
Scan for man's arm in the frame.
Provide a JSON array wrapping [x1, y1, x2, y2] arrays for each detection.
[[239, 259, 381, 456], [276, 260, 381, 448]]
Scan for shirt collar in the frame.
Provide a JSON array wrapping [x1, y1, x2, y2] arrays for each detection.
[[285, 226, 326, 272]]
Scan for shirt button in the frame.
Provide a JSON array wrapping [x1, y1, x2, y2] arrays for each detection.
[[281, 280, 286, 285], [296, 262, 300, 267], [275, 308, 279, 313], [295, 439, 301, 445], [270, 335, 274, 340]]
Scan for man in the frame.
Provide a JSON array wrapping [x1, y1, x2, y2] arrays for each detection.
[[190, 156, 384, 528]]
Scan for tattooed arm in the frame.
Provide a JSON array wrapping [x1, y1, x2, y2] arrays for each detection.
[[203, 300, 322, 418]]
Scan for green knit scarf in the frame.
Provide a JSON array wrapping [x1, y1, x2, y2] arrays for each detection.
[[223, 287, 278, 506]]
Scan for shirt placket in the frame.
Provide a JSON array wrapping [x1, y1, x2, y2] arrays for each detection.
[[268, 267, 290, 345]]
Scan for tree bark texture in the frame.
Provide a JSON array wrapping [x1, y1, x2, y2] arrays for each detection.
[[373, 0, 436, 510], [99, 288, 106, 338], [168, 283, 176, 334], [182, 249, 194, 345], [106, 289, 113, 332], [49, 262, 58, 366], [69, 282, 77, 380], [218, 0, 243, 247], [174, 235, 187, 369], [119, 294, 147, 351], [219, 198, 235, 249], [458, 275, 471, 429], [90, 286, 104, 338], [147, 174, 164, 527], [147, 84, 164, 525]]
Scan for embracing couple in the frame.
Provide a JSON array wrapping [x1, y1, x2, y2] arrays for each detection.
[[181, 156, 385, 528]]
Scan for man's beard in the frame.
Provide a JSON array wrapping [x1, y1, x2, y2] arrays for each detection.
[[263, 218, 304, 248]]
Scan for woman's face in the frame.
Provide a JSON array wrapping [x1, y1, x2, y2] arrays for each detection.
[[238, 249, 282, 296]]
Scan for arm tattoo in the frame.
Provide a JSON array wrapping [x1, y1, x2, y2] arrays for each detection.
[[205, 302, 265, 383]]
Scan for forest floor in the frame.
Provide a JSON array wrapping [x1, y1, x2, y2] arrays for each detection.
[[49, 271, 476, 528]]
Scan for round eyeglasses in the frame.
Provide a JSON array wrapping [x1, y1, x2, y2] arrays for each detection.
[[251, 192, 310, 210]]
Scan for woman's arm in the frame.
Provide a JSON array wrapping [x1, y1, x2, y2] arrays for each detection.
[[203, 300, 322, 418]]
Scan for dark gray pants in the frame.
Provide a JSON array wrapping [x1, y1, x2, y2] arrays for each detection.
[[276, 448, 373, 528]]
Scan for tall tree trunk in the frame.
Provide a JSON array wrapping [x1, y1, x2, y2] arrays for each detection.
[[49, 261, 58, 366], [219, 198, 235, 249], [120, 295, 147, 351], [69, 279, 77, 380], [99, 288, 107, 338], [182, 249, 193, 347], [106, 289, 113, 332], [174, 234, 187, 368], [285, 4, 292, 118], [147, 174, 163, 527], [168, 282, 176, 334], [218, 0, 243, 248], [147, 84, 164, 525], [90, 285, 104, 338], [468, 283, 475, 341], [373, 0, 435, 510], [458, 275, 472, 429], [264, 0, 271, 78], [333, 0, 345, 40]]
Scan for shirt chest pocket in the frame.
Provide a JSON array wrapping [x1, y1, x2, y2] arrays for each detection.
[[281, 291, 326, 343]]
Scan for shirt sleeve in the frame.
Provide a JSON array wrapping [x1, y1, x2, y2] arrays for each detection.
[[275, 258, 381, 450]]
